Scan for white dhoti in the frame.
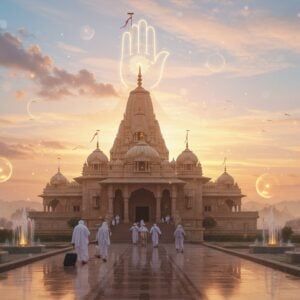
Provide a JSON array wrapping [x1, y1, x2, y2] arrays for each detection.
[[71, 221, 90, 263], [150, 225, 162, 247]]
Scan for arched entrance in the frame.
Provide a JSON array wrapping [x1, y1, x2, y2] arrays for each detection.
[[129, 188, 156, 223], [113, 189, 124, 219], [161, 189, 171, 218]]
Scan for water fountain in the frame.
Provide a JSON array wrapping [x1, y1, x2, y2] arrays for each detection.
[[249, 206, 295, 254], [1, 208, 45, 254]]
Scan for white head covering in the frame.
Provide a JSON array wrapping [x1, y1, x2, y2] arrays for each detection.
[[79, 220, 84, 225]]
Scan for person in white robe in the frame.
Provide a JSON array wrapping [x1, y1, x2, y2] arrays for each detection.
[[115, 215, 120, 225], [150, 224, 162, 248], [96, 221, 111, 262], [174, 224, 185, 253], [140, 219, 145, 226], [139, 224, 148, 246], [71, 220, 90, 264], [129, 223, 139, 244]]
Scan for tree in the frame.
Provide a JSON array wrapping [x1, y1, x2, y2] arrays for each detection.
[[68, 218, 80, 229], [203, 217, 217, 229], [281, 226, 293, 242]]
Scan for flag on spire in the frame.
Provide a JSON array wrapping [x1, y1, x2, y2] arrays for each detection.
[[90, 130, 100, 148], [120, 12, 134, 29], [185, 130, 190, 149]]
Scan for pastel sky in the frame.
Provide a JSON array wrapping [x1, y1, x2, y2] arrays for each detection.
[[0, 0, 300, 205]]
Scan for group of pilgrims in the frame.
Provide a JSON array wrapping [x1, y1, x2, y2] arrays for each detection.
[[71, 219, 186, 265]]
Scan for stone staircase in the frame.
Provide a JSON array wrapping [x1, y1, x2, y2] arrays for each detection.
[[110, 223, 175, 243]]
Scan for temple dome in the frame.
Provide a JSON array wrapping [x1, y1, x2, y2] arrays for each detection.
[[176, 148, 198, 164], [50, 170, 68, 186], [87, 146, 108, 165], [216, 171, 234, 185], [125, 140, 159, 160]]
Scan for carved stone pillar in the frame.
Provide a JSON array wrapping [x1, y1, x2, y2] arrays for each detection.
[[171, 185, 177, 218], [156, 197, 161, 223], [108, 185, 114, 219], [124, 197, 129, 223]]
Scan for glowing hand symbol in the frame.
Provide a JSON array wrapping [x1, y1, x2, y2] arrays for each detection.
[[120, 19, 169, 89]]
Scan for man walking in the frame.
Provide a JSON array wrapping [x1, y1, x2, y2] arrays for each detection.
[[174, 224, 185, 253], [71, 220, 90, 264], [150, 224, 162, 248], [96, 221, 111, 262]]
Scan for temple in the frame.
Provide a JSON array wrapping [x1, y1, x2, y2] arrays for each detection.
[[29, 70, 258, 241]]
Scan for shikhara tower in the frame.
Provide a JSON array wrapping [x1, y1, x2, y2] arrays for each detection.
[[30, 71, 258, 241]]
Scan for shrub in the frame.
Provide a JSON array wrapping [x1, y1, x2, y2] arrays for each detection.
[[202, 217, 217, 229], [67, 218, 80, 229], [281, 226, 293, 242], [0, 229, 12, 242]]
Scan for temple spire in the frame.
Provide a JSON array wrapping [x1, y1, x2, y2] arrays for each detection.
[[185, 130, 190, 149], [137, 66, 142, 87], [57, 156, 61, 172], [223, 157, 227, 173], [90, 129, 100, 149]]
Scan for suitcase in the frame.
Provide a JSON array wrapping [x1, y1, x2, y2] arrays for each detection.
[[63, 253, 77, 266]]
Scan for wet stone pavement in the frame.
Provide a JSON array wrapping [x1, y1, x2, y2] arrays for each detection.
[[1, 244, 300, 299]]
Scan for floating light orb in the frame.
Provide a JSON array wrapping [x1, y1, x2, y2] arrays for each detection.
[[0, 157, 13, 183], [206, 53, 226, 73], [256, 173, 278, 199], [80, 25, 95, 40], [0, 19, 7, 30], [26, 99, 41, 120]]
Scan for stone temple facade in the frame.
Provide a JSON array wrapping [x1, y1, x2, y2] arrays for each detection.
[[30, 72, 258, 241]]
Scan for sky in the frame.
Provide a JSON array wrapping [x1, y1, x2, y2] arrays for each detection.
[[0, 0, 300, 205]]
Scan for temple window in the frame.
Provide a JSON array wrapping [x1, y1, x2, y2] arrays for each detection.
[[135, 161, 150, 172], [73, 205, 80, 212], [185, 196, 192, 209], [93, 196, 100, 209], [204, 205, 212, 212], [184, 164, 192, 171], [134, 131, 145, 142]]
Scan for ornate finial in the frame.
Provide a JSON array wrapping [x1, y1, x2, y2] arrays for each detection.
[[90, 129, 100, 149], [185, 130, 190, 149], [57, 156, 61, 172], [223, 157, 227, 173], [137, 65, 142, 87]]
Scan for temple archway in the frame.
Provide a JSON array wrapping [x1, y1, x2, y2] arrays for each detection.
[[129, 188, 156, 223], [113, 189, 124, 219], [161, 189, 171, 218]]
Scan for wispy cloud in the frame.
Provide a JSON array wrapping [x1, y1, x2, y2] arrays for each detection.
[[0, 32, 118, 100], [57, 42, 86, 54], [127, 0, 300, 77]]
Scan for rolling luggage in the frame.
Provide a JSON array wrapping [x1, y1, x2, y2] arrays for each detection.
[[63, 252, 77, 266]]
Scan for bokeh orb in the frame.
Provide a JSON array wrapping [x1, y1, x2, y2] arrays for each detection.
[[0, 19, 7, 30], [0, 157, 13, 183], [206, 53, 226, 73], [80, 25, 95, 40], [256, 173, 278, 199]]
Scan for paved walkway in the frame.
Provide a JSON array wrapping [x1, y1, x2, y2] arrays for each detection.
[[0, 244, 300, 299]]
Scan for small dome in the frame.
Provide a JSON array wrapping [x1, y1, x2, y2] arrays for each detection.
[[87, 147, 108, 165], [216, 171, 234, 186], [50, 170, 68, 186], [176, 148, 198, 164], [126, 140, 159, 160]]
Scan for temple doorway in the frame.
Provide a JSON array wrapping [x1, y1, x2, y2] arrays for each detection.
[[129, 188, 156, 223]]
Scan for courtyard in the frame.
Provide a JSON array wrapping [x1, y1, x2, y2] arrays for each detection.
[[1, 244, 300, 299]]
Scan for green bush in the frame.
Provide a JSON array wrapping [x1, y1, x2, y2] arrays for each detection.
[[0, 229, 12, 242], [281, 226, 293, 242], [202, 217, 217, 229], [67, 218, 80, 229], [204, 235, 256, 242], [35, 235, 72, 242]]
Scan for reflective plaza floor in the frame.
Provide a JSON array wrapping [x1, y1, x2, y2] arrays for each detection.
[[1, 244, 300, 299]]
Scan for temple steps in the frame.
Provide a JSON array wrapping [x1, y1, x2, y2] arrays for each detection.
[[110, 223, 175, 243]]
